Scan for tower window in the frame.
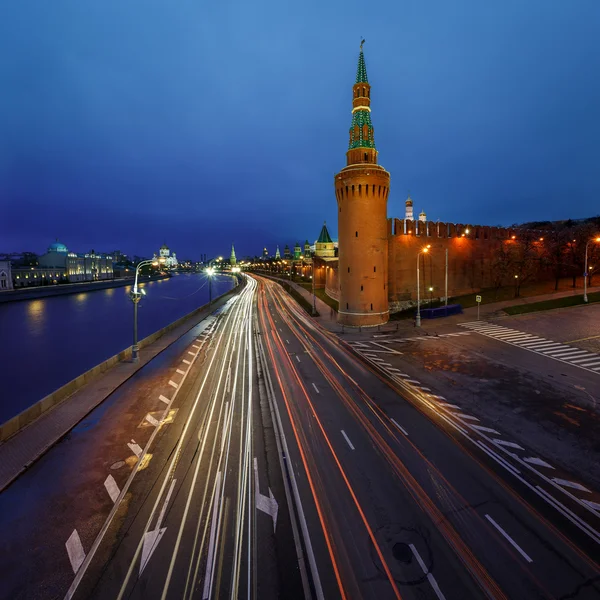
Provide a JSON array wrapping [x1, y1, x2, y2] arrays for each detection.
[[374, 266, 376, 273], [348, 267, 350, 273], [361, 285, 363, 291], [346, 302, 349, 309], [358, 184, 361, 193], [352, 185, 354, 193], [371, 303, 373, 310], [364, 152, 368, 161], [355, 231, 358, 237]]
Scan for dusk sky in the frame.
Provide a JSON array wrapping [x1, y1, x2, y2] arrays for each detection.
[[1, 0, 599, 260]]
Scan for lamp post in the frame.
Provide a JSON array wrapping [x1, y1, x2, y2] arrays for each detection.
[[205, 266, 215, 304], [584, 237, 600, 303], [130, 257, 165, 362], [311, 263, 317, 316], [444, 248, 449, 308], [416, 246, 430, 327]]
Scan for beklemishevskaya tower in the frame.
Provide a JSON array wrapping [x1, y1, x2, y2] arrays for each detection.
[[335, 41, 390, 326]]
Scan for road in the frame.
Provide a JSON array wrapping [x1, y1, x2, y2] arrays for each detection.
[[255, 275, 600, 599]]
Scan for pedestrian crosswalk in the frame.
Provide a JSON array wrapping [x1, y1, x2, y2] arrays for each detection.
[[460, 321, 600, 373]]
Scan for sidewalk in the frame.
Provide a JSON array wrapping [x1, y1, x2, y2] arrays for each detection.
[[0, 290, 237, 492], [266, 273, 600, 336]]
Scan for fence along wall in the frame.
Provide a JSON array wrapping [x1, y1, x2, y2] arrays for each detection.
[[387, 218, 523, 309]]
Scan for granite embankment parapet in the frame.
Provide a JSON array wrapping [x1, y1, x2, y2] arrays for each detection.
[[0, 274, 171, 303], [0, 276, 243, 491]]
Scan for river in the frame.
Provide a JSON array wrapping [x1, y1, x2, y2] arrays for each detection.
[[0, 273, 234, 424]]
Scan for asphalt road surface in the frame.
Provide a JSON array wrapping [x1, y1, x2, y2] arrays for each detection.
[[254, 275, 600, 599]]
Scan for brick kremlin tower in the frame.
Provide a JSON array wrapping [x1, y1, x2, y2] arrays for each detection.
[[335, 41, 390, 326]]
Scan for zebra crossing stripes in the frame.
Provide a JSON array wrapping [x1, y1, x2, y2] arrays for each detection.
[[461, 322, 600, 373]]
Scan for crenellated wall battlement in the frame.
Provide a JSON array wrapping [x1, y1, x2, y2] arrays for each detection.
[[389, 218, 519, 241]]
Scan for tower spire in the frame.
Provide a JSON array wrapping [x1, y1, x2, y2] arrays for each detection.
[[230, 242, 236, 266]]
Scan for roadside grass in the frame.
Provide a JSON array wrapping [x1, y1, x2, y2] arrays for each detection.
[[503, 291, 600, 315], [297, 283, 339, 312]]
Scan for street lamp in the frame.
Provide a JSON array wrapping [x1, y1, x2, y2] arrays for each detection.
[[205, 266, 215, 305], [584, 236, 600, 303], [130, 257, 165, 362], [416, 245, 430, 327]]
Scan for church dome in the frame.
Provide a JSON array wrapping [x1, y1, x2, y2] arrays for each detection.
[[160, 243, 169, 250], [405, 198, 413, 206], [48, 241, 68, 253]]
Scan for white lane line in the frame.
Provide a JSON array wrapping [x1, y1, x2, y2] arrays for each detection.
[[145, 414, 160, 427], [420, 387, 432, 392], [485, 515, 533, 563], [523, 457, 554, 469], [552, 478, 591, 493], [430, 394, 446, 400], [471, 424, 500, 434], [66, 530, 86, 574], [594, 366, 600, 371], [128, 440, 143, 458], [312, 383, 320, 394], [192, 344, 200, 349], [176, 369, 185, 375], [188, 351, 195, 356], [438, 402, 461, 410], [388, 367, 402, 372], [286, 339, 290, 345], [409, 543, 446, 599], [521, 341, 557, 348], [582, 500, 600, 515], [493, 439, 524, 450], [341, 430, 355, 450], [457, 414, 479, 421], [168, 380, 178, 389], [295, 355, 301, 363], [391, 419, 409, 436], [546, 350, 588, 358], [406, 379, 421, 384], [159, 395, 170, 405], [104, 475, 120, 503], [182, 359, 191, 365], [202, 471, 222, 600], [570, 357, 600, 366]]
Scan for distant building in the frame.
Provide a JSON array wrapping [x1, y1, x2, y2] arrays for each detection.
[[315, 222, 335, 258], [230, 243, 237, 266], [283, 245, 291, 259], [405, 194, 414, 221], [419, 209, 427, 223], [262, 247, 269, 258], [12, 240, 113, 287], [304, 240, 311, 258], [293, 242, 302, 260], [275, 245, 281, 259], [156, 243, 178, 269], [0, 260, 13, 290]]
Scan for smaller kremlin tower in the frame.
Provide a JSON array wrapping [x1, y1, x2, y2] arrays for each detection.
[[405, 194, 414, 220], [230, 243, 237, 266]]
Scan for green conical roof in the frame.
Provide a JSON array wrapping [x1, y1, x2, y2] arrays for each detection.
[[356, 46, 368, 83], [317, 222, 333, 244]]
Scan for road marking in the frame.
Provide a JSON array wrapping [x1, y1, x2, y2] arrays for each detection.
[[295, 355, 301, 363], [552, 478, 591, 493], [523, 457, 554, 469], [485, 514, 532, 563], [409, 543, 447, 599], [66, 530, 86, 574], [128, 440, 143, 457], [253, 458, 278, 530], [286, 339, 290, 344], [471, 424, 500, 434], [182, 359, 191, 365], [420, 387, 432, 391], [192, 344, 200, 349], [571, 358, 600, 366], [140, 478, 176, 575], [406, 379, 421, 384], [188, 351, 195, 356], [168, 380, 178, 389], [104, 474, 120, 503], [312, 383, 320, 394], [582, 500, 600, 515], [493, 439, 524, 450], [391, 419, 409, 436], [545, 349, 588, 358], [341, 430, 355, 450], [159, 395, 170, 404], [202, 472, 222, 600], [176, 369, 185, 375], [145, 413, 160, 427], [430, 394, 446, 400], [457, 414, 479, 421], [438, 402, 461, 410]]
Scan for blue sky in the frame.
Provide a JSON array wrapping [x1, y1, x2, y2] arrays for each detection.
[[1, 0, 599, 259]]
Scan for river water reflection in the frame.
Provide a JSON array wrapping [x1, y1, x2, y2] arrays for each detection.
[[0, 273, 234, 424]]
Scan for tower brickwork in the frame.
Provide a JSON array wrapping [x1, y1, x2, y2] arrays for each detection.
[[335, 43, 390, 326]]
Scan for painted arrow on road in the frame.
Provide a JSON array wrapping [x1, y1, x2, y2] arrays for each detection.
[[140, 478, 176, 576], [254, 457, 278, 531]]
